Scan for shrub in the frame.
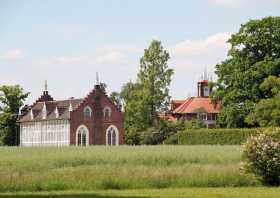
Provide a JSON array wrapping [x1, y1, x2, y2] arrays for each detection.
[[176, 128, 260, 145], [164, 133, 179, 144], [184, 118, 206, 129], [242, 133, 280, 185], [139, 127, 165, 145]]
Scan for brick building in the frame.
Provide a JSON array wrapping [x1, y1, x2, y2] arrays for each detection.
[[160, 76, 221, 128], [18, 81, 124, 146]]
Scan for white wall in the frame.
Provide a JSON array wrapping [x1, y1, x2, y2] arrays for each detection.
[[20, 120, 70, 146]]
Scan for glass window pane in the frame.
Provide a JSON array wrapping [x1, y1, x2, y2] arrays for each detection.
[[112, 130, 116, 145]]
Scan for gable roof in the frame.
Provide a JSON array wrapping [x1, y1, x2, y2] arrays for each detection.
[[173, 97, 221, 114], [159, 112, 177, 122]]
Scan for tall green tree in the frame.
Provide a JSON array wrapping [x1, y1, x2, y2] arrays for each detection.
[[246, 75, 280, 126], [138, 40, 174, 125], [0, 85, 29, 145], [120, 40, 173, 144], [211, 16, 280, 127]]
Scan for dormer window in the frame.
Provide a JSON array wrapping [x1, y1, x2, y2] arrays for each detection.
[[103, 106, 112, 118], [42, 102, 47, 119], [55, 107, 59, 118], [83, 106, 92, 118], [69, 102, 73, 112], [30, 109, 34, 120], [204, 87, 209, 97]]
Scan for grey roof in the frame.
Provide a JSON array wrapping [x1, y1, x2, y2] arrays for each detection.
[[19, 98, 82, 122]]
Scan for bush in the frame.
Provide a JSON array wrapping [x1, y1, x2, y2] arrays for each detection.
[[139, 120, 187, 145], [242, 133, 280, 185], [176, 128, 261, 145], [164, 133, 179, 144], [139, 127, 167, 145]]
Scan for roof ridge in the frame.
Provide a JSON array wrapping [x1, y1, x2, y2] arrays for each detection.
[[173, 97, 194, 113]]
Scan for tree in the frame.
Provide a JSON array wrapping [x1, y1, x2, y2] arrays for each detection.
[[211, 16, 280, 127], [0, 85, 29, 145], [246, 76, 280, 126], [109, 91, 122, 110], [120, 82, 148, 144], [119, 40, 174, 144], [138, 40, 174, 125]]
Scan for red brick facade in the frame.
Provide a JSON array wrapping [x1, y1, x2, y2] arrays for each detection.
[[70, 85, 125, 145]]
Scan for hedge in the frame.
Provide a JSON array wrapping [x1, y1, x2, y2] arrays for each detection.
[[165, 128, 269, 145]]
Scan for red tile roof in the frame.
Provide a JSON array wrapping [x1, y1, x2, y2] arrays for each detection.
[[171, 100, 185, 111], [159, 113, 177, 122], [173, 97, 221, 114]]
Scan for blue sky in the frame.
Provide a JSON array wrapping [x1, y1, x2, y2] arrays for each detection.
[[1, 0, 280, 104]]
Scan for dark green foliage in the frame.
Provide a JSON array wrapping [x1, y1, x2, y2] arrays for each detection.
[[0, 85, 29, 145], [184, 118, 206, 129], [138, 119, 207, 145], [138, 120, 181, 145], [176, 128, 263, 145], [164, 133, 179, 144], [246, 76, 280, 126], [212, 16, 280, 127]]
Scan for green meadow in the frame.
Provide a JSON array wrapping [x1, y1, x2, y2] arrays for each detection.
[[0, 145, 260, 192], [1, 145, 279, 197], [1, 188, 280, 198]]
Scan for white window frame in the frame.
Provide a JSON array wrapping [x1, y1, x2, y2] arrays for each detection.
[[103, 106, 112, 118], [106, 125, 119, 146], [76, 125, 89, 146], [83, 106, 92, 118]]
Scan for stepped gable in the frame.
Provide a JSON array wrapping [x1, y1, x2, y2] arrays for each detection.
[[75, 84, 122, 113], [30, 91, 54, 108]]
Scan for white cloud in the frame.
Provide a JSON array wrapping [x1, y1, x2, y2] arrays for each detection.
[[55, 56, 84, 65], [95, 51, 126, 65], [54, 50, 127, 66], [170, 32, 231, 57], [0, 49, 24, 60]]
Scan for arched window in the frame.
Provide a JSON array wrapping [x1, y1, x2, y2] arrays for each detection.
[[103, 106, 111, 118], [106, 125, 119, 145], [76, 125, 89, 146], [83, 106, 92, 118]]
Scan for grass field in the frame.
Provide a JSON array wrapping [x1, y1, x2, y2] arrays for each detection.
[[1, 188, 280, 198], [0, 145, 261, 192]]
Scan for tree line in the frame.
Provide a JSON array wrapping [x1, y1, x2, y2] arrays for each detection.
[[1, 16, 279, 145]]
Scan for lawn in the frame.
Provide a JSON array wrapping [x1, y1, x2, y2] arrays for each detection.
[[1, 188, 280, 198], [0, 145, 260, 192]]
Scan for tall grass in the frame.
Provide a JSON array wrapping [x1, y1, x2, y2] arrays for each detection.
[[0, 146, 259, 192]]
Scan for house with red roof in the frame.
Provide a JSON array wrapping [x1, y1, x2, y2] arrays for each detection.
[[160, 77, 221, 128]]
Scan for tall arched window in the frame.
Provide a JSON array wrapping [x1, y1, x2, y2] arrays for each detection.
[[83, 106, 92, 118], [103, 106, 111, 118], [106, 125, 119, 145], [76, 125, 89, 146]]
